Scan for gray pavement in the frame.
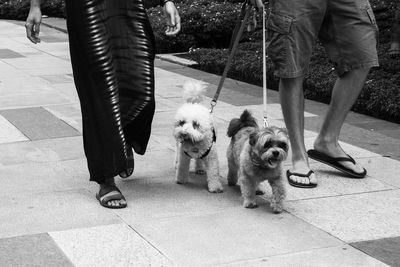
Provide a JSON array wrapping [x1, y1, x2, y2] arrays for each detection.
[[0, 19, 400, 266]]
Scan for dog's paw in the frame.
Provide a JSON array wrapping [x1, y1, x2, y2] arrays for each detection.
[[244, 200, 258, 209], [227, 180, 237, 186], [208, 183, 224, 193], [176, 179, 188, 185], [196, 169, 206, 175], [270, 203, 283, 214]]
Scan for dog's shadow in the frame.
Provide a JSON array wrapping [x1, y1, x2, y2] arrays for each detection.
[[118, 170, 276, 213]]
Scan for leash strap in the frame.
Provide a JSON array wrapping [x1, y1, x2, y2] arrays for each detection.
[[211, 0, 252, 113], [262, 4, 268, 128]]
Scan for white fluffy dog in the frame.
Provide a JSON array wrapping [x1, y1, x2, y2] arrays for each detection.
[[173, 81, 223, 193]]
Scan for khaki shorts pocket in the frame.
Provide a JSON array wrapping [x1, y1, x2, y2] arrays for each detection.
[[266, 13, 293, 71], [365, 6, 378, 31]]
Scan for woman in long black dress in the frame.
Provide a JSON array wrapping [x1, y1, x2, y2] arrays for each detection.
[[26, 0, 181, 209]]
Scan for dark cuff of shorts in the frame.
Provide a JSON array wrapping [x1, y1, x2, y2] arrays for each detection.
[[335, 60, 379, 77]]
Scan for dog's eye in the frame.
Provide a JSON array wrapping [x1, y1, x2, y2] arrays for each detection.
[[192, 121, 200, 129], [277, 142, 287, 150], [263, 141, 272, 149], [178, 120, 185, 126]]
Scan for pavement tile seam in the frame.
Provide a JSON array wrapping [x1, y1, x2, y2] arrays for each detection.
[[283, 188, 398, 203], [49, 224, 174, 266], [124, 223, 175, 263], [214, 245, 380, 266]]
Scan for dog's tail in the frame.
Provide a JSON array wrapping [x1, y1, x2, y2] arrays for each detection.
[[227, 110, 258, 137], [183, 80, 207, 104]]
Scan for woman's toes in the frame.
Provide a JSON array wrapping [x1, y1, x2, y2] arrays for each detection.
[[309, 173, 317, 184]]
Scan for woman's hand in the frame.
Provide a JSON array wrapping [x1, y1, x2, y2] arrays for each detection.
[[163, 1, 181, 36], [26, 5, 42, 44]]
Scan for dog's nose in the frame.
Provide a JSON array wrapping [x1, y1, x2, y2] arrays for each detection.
[[272, 151, 279, 157]]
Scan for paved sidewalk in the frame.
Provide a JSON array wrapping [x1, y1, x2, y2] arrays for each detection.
[[0, 19, 400, 267]]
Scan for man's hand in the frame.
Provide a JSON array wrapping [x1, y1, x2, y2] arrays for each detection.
[[26, 6, 42, 44], [163, 1, 181, 36], [250, 0, 264, 11]]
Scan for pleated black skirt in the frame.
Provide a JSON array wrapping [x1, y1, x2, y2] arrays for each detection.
[[65, 0, 156, 183]]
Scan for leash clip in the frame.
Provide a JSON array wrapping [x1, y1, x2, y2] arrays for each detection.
[[210, 99, 217, 113], [263, 116, 269, 128]]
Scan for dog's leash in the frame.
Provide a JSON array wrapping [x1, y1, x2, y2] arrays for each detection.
[[210, 1, 269, 128], [262, 3, 268, 128], [210, 0, 252, 113]]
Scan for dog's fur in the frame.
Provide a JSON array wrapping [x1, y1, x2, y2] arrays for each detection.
[[226, 110, 289, 213], [173, 81, 223, 193]]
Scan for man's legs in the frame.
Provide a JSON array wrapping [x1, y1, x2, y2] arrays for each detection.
[[313, 67, 370, 174], [280, 76, 317, 185]]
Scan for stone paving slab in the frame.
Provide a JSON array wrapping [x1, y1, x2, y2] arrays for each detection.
[[0, 91, 73, 110], [285, 190, 400, 243], [357, 156, 400, 188], [0, 107, 80, 140], [0, 115, 28, 144], [131, 207, 343, 266], [50, 224, 172, 267], [351, 236, 400, 267], [0, 75, 55, 96], [222, 245, 388, 267], [0, 189, 121, 239], [0, 48, 25, 59], [0, 136, 83, 167], [0, 234, 73, 267]]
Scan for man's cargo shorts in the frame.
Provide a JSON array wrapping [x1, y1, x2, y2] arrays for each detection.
[[266, 0, 379, 78]]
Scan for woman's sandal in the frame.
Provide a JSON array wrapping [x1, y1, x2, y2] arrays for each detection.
[[389, 49, 400, 58], [96, 185, 127, 209], [389, 42, 400, 58], [119, 147, 134, 178]]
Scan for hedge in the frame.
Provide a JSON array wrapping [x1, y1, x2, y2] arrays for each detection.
[[147, 0, 242, 53], [187, 41, 400, 123], [0, 0, 65, 20]]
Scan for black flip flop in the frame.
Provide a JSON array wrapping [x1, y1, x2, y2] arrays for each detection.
[[96, 185, 127, 209], [287, 170, 317, 188], [307, 149, 366, 178]]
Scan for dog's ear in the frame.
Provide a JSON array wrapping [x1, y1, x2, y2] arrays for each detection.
[[249, 132, 258, 146], [280, 127, 288, 137]]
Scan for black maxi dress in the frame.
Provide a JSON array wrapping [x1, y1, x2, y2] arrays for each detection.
[[65, 0, 156, 184]]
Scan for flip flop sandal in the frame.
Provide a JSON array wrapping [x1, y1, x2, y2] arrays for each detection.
[[119, 148, 134, 179], [287, 170, 317, 188], [307, 149, 367, 178], [96, 185, 127, 209]]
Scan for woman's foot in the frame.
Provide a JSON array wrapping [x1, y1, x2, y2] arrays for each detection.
[[388, 42, 400, 58], [119, 147, 134, 178], [96, 178, 127, 209]]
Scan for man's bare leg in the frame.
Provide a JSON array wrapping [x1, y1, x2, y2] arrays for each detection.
[[313, 67, 370, 174], [279, 76, 317, 186]]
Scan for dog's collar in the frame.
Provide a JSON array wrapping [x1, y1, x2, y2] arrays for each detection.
[[183, 128, 216, 159]]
